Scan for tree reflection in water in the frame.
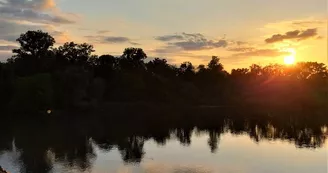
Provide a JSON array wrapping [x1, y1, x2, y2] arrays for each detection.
[[0, 108, 327, 172]]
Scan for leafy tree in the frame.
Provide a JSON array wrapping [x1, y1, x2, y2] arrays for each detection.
[[94, 55, 117, 79], [249, 64, 262, 76], [178, 62, 195, 81], [56, 42, 94, 65], [13, 30, 55, 58], [231, 68, 249, 77], [208, 56, 224, 72], [146, 58, 176, 78], [11, 30, 55, 76], [119, 48, 147, 70]]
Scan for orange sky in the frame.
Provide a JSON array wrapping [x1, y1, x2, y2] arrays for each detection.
[[0, 0, 327, 71]]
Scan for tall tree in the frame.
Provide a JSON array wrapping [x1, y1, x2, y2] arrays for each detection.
[[13, 30, 55, 59], [56, 42, 94, 65], [119, 48, 147, 70]]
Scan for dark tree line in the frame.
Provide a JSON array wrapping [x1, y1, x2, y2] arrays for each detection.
[[0, 30, 327, 114]]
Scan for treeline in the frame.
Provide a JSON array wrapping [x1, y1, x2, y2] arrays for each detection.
[[0, 30, 327, 114]]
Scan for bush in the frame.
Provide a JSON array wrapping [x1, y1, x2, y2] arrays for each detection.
[[10, 73, 53, 114]]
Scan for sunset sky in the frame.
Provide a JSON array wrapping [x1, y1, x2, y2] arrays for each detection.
[[0, 0, 327, 70]]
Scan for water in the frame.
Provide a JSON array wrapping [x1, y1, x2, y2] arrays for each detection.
[[0, 108, 327, 173]]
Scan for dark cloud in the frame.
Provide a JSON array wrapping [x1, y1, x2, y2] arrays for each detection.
[[0, 20, 44, 42], [0, 0, 75, 25], [233, 49, 291, 57], [2, 0, 56, 10], [0, 45, 18, 51], [85, 35, 138, 45], [0, 6, 75, 24], [104, 36, 130, 43], [265, 28, 318, 43], [155, 34, 184, 41], [156, 32, 228, 51], [0, 20, 71, 44]]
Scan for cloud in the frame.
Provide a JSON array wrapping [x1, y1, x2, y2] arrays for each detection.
[[0, 0, 76, 25], [155, 34, 184, 41], [85, 35, 138, 45], [0, 20, 42, 42], [156, 32, 228, 51], [1, 0, 56, 10], [0, 45, 18, 51], [236, 41, 247, 46], [50, 31, 71, 44], [0, 20, 72, 45], [105, 36, 130, 43], [97, 30, 111, 34], [130, 42, 141, 46], [233, 49, 291, 57], [228, 47, 255, 52], [292, 20, 326, 26], [0, 6, 75, 24], [265, 28, 318, 43], [152, 46, 181, 54]]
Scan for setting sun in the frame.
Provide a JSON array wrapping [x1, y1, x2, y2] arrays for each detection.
[[283, 48, 296, 65], [284, 55, 295, 65]]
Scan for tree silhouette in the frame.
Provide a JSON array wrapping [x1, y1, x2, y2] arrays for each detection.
[[13, 30, 55, 59], [56, 42, 94, 65], [119, 48, 147, 70], [0, 29, 326, 118]]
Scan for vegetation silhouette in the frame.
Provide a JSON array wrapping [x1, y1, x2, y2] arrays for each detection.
[[0, 30, 327, 172], [0, 30, 327, 114]]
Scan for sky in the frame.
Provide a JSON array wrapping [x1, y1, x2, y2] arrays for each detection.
[[0, 0, 327, 70]]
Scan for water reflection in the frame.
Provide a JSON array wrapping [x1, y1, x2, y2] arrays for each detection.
[[0, 109, 327, 172]]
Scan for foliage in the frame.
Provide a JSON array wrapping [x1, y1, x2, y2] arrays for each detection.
[[0, 30, 327, 115], [10, 73, 53, 113]]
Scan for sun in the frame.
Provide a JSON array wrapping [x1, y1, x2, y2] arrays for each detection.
[[284, 55, 295, 65], [283, 48, 296, 65]]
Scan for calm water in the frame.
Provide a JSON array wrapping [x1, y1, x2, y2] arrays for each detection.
[[0, 108, 327, 173]]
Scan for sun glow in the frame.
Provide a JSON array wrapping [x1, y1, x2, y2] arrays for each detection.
[[284, 49, 296, 65], [284, 55, 295, 65]]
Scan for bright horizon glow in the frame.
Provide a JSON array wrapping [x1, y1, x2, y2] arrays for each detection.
[[283, 48, 296, 65], [284, 55, 296, 65]]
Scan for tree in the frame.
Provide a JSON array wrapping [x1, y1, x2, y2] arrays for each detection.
[[119, 48, 147, 70], [249, 64, 262, 76], [231, 68, 249, 77], [208, 56, 224, 72], [11, 30, 55, 76], [98, 55, 117, 67], [56, 42, 94, 65], [10, 73, 53, 113], [146, 58, 176, 77], [94, 55, 117, 79], [178, 62, 195, 81], [292, 62, 327, 79], [13, 30, 55, 59], [122, 48, 147, 62]]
